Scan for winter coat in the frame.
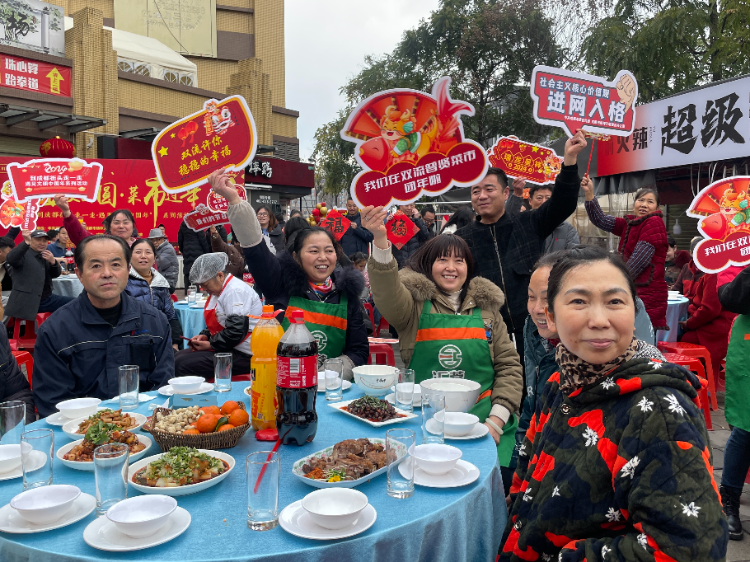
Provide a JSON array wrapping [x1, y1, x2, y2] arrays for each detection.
[[500, 357, 727, 561], [178, 221, 210, 274], [267, 224, 284, 254], [6, 242, 61, 321], [367, 255, 523, 415], [0, 326, 34, 423], [456, 164, 581, 337], [125, 268, 183, 346], [210, 231, 245, 279], [543, 221, 580, 254], [340, 212, 374, 257], [154, 241, 179, 290], [665, 249, 691, 288], [392, 215, 431, 268]]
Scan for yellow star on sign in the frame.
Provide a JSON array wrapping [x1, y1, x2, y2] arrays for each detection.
[[532, 147, 539, 152], [158, 146, 169, 157], [171, 134, 175, 138]]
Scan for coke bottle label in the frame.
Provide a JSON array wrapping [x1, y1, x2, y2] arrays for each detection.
[[277, 355, 318, 388]]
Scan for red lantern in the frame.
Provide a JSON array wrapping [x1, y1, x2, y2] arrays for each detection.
[[39, 136, 76, 158]]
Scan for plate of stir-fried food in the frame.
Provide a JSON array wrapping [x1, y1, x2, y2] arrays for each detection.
[[61, 409, 147, 440], [57, 422, 151, 471], [128, 447, 234, 496]]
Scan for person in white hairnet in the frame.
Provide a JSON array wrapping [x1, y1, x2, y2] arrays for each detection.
[[174, 252, 262, 377]]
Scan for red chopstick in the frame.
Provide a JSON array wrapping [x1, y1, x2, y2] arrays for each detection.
[[253, 438, 282, 494]]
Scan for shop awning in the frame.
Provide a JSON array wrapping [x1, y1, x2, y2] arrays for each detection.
[[0, 103, 106, 133]]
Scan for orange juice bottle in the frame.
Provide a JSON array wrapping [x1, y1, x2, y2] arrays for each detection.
[[250, 305, 285, 430]]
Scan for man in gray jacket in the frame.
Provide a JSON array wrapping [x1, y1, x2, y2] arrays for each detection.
[[507, 183, 580, 254], [148, 228, 179, 292]]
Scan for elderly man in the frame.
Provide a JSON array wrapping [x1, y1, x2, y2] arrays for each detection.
[[32, 235, 174, 417], [148, 228, 179, 291], [174, 252, 262, 378]]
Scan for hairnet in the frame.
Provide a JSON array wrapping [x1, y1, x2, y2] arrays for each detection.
[[189, 252, 229, 284]]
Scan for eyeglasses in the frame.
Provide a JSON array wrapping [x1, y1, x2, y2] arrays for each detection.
[[257, 213, 269, 218]]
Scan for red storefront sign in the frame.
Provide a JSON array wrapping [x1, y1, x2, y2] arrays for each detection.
[[0, 54, 71, 97]]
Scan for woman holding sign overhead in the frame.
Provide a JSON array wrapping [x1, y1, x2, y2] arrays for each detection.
[[208, 169, 369, 380], [53, 194, 138, 247]]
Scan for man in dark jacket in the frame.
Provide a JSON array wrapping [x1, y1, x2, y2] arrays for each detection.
[[0, 234, 17, 292], [455, 131, 586, 359], [6, 229, 73, 321], [340, 198, 374, 257], [421, 204, 437, 239], [32, 235, 174, 417], [178, 220, 210, 290], [0, 325, 34, 422], [392, 202, 431, 269], [148, 228, 179, 291]]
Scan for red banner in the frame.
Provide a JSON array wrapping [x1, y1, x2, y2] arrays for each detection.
[[152, 96, 256, 193], [530, 66, 638, 138], [183, 205, 229, 232], [318, 209, 351, 241], [7, 158, 103, 203], [0, 54, 71, 97], [206, 176, 246, 212], [487, 136, 562, 185]]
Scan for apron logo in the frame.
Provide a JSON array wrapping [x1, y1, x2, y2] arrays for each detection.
[[311, 330, 328, 351], [438, 344, 462, 369]]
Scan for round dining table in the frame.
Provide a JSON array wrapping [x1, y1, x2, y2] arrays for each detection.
[[0, 383, 505, 562], [656, 296, 690, 343], [173, 302, 207, 340], [52, 275, 84, 298]]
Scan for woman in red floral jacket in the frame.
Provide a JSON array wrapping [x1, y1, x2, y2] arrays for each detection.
[[583, 178, 669, 330]]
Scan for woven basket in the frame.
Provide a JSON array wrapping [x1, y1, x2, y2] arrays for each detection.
[[146, 402, 251, 451]]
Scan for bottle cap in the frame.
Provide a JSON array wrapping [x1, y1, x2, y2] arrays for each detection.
[[291, 310, 305, 323], [261, 304, 274, 317]]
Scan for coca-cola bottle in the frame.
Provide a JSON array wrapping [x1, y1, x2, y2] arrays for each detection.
[[276, 310, 318, 445], [64, 248, 74, 273]]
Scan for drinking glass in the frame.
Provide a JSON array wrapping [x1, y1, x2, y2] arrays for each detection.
[[246, 451, 279, 531], [94, 443, 129, 517], [395, 369, 415, 413], [118, 365, 139, 410], [21, 429, 53, 490], [323, 358, 344, 401], [0, 400, 25, 445], [214, 352, 232, 392], [422, 392, 445, 444], [386, 428, 414, 498], [187, 285, 197, 304]]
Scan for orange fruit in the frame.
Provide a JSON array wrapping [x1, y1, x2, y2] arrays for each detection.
[[220, 401, 240, 415], [196, 414, 220, 433], [217, 424, 235, 432], [182, 428, 200, 435], [228, 409, 249, 426], [200, 406, 221, 416]]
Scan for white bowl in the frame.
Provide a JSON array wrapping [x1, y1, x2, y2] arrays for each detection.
[[10, 484, 81, 524], [352, 365, 398, 397], [0, 443, 31, 474], [106, 495, 177, 538], [62, 412, 148, 440], [301, 488, 368, 530], [438, 412, 479, 437], [317, 370, 340, 391], [56, 397, 102, 420], [168, 376, 205, 394], [413, 444, 462, 476], [419, 379, 481, 413]]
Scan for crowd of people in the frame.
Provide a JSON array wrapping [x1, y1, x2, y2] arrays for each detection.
[[0, 127, 739, 558]]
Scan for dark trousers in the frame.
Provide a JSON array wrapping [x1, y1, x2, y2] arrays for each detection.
[[38, 294, 74, 314], [174, 348, 252, 378], [721, 426, 750, 491]]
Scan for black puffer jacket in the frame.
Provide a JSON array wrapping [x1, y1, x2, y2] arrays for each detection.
[[0, 326, 34, 422], [268, 224, 284, 254], [178, 221, 210, 269], [392, 215, 431, 269]]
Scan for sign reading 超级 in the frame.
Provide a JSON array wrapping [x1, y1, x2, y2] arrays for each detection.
[[0, 54, 71, 97], [151, 95, 257, 194], [487, 136, 562, 185], [341, 76, 488, 209], [531, 66, 638, 138], [6, 158, 103, 203], [598, 75, 750, 176]]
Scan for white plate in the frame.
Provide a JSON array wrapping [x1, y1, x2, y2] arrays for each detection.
[[424, 419, 490, 440], [385, 393, 422, 409], [83, 506, 190, 551], [158, 383, 214, 396], [0, 450, 47, 482], [0, 493, 96, 534], [399, 458, 480, 488], [128, 449, 234, 496], [56, 435, 152, 472], [291, 437, 406, 489], [317, 380, 352, 392], [175, 300, 188, 305], [328, 399, 418, 427], [45, 407, 110, 427], [188, 303, 206, 309], [62, 412, 148, 440], [279, 500, 376, 540], [243, 385, 253, 397]]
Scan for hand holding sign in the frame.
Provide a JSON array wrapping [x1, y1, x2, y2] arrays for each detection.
[[53, 194, 71, 217], [360, 205, 389, 249], [207, 168, 242, 206], [581, 175, 595, 201], [617, 74, 637, 111]]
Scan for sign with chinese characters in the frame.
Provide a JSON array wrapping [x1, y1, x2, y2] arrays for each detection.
[[6, 158, 103, 203], [206, 172, 246, 213], [0, 54, 71, 97], [341, 76, 488, 209], [247, 160, 272, 179], [487, 136, 562, 185], [597, 75, 750, 176], [151, 95, 257, 194], [531, 66, 638, 138], [0, 0, 65, 58], [183, 204, 229, 232], [385, 210, 419, 250], [687, 176, 750, 273], [0, 181, 38, 230], [318, 209, 351, 241]]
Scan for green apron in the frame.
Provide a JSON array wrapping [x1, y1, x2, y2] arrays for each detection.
[[282, 295, 348, 364], [725, 314, 750, 432], [407, 301, 518, 466]]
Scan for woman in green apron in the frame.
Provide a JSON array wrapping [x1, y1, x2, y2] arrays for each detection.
[[209, 169, 370, 379], [361, 206, 523, 488]]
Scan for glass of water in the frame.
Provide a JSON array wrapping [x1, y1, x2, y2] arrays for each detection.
[[422, 392, 445, 444], [21, 429, 54, 490], [118, 365, 139, 410], [187, 284, 197, 304], [0, 400, 26, 445], [94, 443, 129, 517], [246, 451, 279, 531], [395, 369, 416, 413], [214, 352, 232, 392], [323, 358, 344, 401], [386, 428, 414, 498]]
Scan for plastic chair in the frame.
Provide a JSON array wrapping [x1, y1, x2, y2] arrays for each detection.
[[170, 294, 179, 303], [8, 313, 52, 351], [658, 341, 718, 410], [663, 352, 712, 430], [11, 350, 33, 389], [719, 359, 726, 392], [368, 342, 396, 367]]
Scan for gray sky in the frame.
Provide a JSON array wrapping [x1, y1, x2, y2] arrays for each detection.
[[285, 0, 441, 161]]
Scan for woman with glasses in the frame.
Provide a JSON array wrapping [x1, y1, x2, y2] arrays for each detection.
[[255, 205, 284, 254]]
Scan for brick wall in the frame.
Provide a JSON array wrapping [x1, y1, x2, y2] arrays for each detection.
[[254, 0, 284, 107]]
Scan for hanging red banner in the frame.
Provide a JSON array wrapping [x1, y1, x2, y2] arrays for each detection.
[[487, 136, 562, 185], [152, 95, 257, 194], [6, 158, 103, 203], [183, 204, 229, 232], [385, 210, 419, 250], [318, 209, 351, 241]]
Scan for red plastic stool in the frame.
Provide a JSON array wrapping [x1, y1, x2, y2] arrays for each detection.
[[11, 351, 33, 389], [658, 341, 718, 410], [368, 343, 396, 367], [8, 313, 52, 351], [663, 352, 712, 430]]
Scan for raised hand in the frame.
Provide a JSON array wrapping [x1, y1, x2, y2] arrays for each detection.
[[41, 250, 56, 264], [564, 130, 588, 166], [581, 174, 595, 201], [53, 194, 71, 218], [21, 229, 31, 244], [512, 177, 526, 197], [208, 168, 240, 205], [616, 73, 637, 111], [360, 205, 389, 249]]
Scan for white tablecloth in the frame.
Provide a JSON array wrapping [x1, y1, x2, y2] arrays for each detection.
[[51, 275, 84, 297], [656, 296, 690, 343]]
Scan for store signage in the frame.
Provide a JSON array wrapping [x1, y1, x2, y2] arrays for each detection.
[[183, 204, 228, 232], [318, 209, 351, 241], [531, 66, 637, 138], [0, 0, 65, 58], [247, 160, 272, 178], [152, 95, 257, 194], [6, 158, 103, 203], [341, 76, 488, 209], [487, 136, 562, 185], [0, 54, 71, 97]]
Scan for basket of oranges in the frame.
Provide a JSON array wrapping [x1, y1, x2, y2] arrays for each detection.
[[147, 400, 251, 451]]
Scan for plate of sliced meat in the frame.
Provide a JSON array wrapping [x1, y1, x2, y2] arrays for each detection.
[[292, 438, 407, 489]]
